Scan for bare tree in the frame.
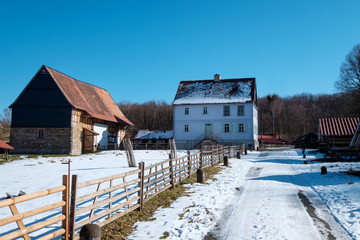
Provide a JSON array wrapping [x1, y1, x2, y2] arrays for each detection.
[[335, 43, 360, 114], [0, 108, 11, 141]]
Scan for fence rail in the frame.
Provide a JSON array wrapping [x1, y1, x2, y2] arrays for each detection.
[[0, 175, 69, 240], [0, 144, 245, 239]]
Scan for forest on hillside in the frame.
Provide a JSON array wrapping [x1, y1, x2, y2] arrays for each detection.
[[0, 93, 356, 142], [117, 92, 358, 142]]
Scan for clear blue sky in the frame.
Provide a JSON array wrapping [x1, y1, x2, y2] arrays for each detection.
[[1, 0, 360, 113]]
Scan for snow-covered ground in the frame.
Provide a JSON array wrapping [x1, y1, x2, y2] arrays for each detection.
[[128, 149, 360, 240], [0, 150, 187, 237], [1, 149, 360, 239]]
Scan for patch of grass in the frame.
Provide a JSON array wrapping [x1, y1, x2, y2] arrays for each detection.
[[160, 231, 170, 239], [101, 163, 223, 239]]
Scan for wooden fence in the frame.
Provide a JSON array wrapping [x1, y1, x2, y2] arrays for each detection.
[[0, 175, 69, 240], [0, 145, 244, 239]]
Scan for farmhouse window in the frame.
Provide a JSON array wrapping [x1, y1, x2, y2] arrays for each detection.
[[38, 129, 44, 139], [237, 105, 245, 116], [223, 106, 230, 116], [185, 107, 189, 115], [224, 124, 230, 133], [239, 123, 244, 132], [203, 107, 208, 114], [185, 124, 189, 132]]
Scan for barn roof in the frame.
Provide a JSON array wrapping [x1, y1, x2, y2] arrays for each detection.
[[0, 140, 14, 150], [11, 65, 133, 126], [173, 77, 256, 105], [319, 118, 359, 137]]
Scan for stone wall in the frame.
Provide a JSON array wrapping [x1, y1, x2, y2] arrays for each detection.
[[10, 128, 72, 154]]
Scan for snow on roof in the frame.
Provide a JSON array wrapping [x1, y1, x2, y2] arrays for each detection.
[[137, 130, 173, 139], [134, 130, 154, 139], [173, 78, 256, 105]]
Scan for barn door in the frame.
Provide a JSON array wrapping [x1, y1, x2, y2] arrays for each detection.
[[83, 129, 97, 153]]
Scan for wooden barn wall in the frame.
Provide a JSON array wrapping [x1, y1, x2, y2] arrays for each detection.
[[11, 72, 72, 128], [71, 109, 127, 155]]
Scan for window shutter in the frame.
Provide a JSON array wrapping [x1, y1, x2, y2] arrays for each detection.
[[222, 124, 225, 133], [230, 123, 233, 133], [244, 123, 248, 133]]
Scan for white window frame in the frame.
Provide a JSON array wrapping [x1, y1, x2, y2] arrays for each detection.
[[237, 105, 245, 116], [224, 124, 230, 133], [203, 106, 208, 115], [239, 123, 244, 132], [185, 107, 189, 115], [223, 106, 230, 116], [185, 124, 189, 132]]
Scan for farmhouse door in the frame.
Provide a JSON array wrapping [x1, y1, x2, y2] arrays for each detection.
[[205, 124, 213, 139]]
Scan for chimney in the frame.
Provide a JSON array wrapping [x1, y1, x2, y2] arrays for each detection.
[[214, 74, 221, 82]]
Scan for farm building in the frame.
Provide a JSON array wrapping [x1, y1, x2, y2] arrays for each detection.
[[258, 134, 288, 148], [0, 140, 14, 161], [9, 65, 133, 155], [318, 118, 359, 153], [350, 120, 360, 151], [173, 74, 258, 150], [133, 130, 173, 150], [291, 132, 318, 149]]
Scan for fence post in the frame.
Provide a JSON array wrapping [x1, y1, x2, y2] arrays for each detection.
[[200, 150, 203, 168], [138, 162, 145, 211], [69, 175, 78, 240], [211, 149, 214, 166], [187, 151, 191, 178], [169, 154, 175, 188], [62, 175, 69, 240], [224, 156, 229, 167]]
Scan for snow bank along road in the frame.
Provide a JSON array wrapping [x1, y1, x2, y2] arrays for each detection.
[[221, 150, 351, 240], [129, 150, 356, 240]]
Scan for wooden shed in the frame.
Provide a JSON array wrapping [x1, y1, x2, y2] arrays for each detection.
[[9, 65, 133, 155], [0, 140, 14, 161], [318, 118, 359, 153]]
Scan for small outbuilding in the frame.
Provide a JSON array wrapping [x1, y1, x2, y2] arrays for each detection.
[[318, 118, 359, 152], [258, 133, 288, 148], [133, 130, 173, 150], [10, 65, 133, 155], [291, 132, 318, 149], [0, 140, 14, 161]]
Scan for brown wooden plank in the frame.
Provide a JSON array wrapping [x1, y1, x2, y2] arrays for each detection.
[[8, 203, 31, 240], [75, 187, 140, 215], [76, 169, 141, 189], [0, 186, 66, 208], [0, 201, 65, 226]]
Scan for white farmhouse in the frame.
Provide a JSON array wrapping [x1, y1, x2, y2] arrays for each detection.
[[173, 74, 258, 150]]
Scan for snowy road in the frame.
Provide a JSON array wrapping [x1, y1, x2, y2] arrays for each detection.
[[221, 151, 351, 240]]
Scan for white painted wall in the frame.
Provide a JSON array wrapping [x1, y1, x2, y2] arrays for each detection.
[[94, 123, 108, 149], [173, 103, 257, 144]]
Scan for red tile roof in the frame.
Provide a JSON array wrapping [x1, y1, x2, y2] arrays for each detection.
[[258, 135, 288, 144], [44, 66, 133, 125], [0, 140, 14, 150], [319, 118, 359, 137]]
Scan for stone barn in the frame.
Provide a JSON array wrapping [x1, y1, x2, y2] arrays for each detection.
[[10, 65, 133, 155]]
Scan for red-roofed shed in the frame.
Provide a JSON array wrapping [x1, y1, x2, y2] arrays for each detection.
[[319, 117, 360, 151], [0, 140, 13, 161]]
